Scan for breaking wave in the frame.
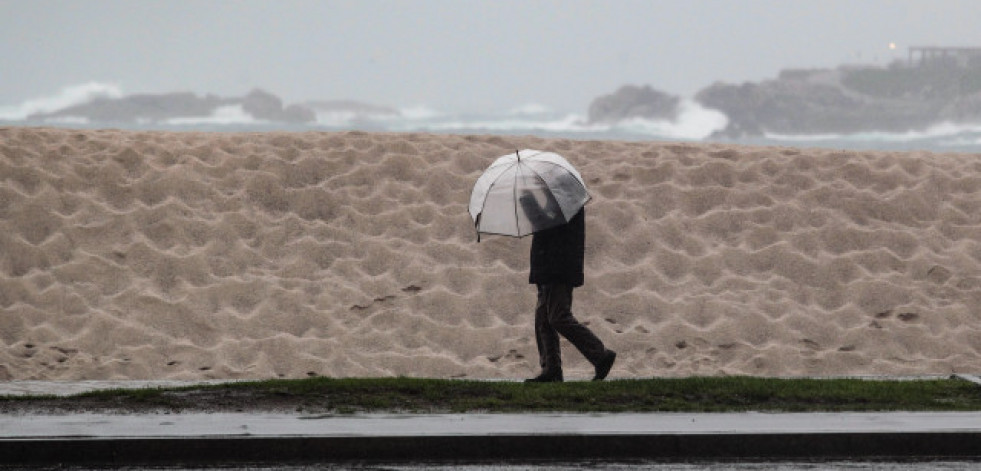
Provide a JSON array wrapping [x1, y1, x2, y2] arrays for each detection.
[[608, 100, 729, 140], [164, 105, 264, 126], [0, 82, 123, 120], [6, 82, 981, 151], [362, 99, 728, 141], [508, 103, 552, 116]]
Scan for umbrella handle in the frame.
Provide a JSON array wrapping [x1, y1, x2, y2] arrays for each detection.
[[474, 214, 481, 243]]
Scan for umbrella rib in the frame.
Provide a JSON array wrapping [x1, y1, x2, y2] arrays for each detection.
[[475, 174, 499, 223], [523, 159, 590, 221], [473, 157, 522, 226], [527, 159, 588, 188], [513, 161, 521, 236], [522, 161, 568, 221]]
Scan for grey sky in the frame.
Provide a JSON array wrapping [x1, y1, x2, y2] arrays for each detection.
[[2, 0, 980, 113]]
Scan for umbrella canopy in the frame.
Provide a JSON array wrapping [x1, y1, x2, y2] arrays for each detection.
[[469, 149, 590, 239]]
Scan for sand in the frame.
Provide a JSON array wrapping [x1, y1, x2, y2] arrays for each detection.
[[1, 127, 979, 381]]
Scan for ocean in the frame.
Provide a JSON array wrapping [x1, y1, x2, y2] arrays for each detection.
[[3, 82, 981, 154]]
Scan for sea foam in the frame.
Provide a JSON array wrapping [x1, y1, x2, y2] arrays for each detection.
[[0, 82, 123, 121]]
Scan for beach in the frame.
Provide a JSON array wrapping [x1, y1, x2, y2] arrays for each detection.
[[1, 127, 979, 382]]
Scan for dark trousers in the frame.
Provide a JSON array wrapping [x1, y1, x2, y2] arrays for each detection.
[[534, 283, 607, 373]]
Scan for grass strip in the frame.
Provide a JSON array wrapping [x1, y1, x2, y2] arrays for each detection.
[[2, 376, 980, 414]]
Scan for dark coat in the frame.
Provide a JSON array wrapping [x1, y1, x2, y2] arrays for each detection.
[[529, 207, 585, 287]]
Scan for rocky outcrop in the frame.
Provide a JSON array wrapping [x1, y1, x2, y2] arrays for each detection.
[[589, 60, 981, 138], [30, 89, 316, 124], [695, 79, 942, 137], [939, 91, 981, 121], [242, 89, 315, 123], [31, 92, 224, 123], [694, 64, 981, 138], [587, 85, 680, 123]]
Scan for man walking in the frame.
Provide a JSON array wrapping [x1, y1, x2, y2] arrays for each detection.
[[525, 203, 616, 383]]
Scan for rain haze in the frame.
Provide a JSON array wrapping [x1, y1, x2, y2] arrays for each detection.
[[5, 0, 981, 403], [3, 0, 981, 114]]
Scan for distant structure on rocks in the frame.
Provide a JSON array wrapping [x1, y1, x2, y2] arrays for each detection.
[[907, 46, 981, 68]]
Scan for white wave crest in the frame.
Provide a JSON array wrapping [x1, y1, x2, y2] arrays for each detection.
[[379, 99, 728, 140], [610, 100, 729, 140], [313, 110, 401, 127], [508, 103, 552, 116], [766, 121, 981, 143], [314, 111, 361, 127], [399, 105, 443, 120], [42, 116, 91, 125], [416, 113, 594, 133], [0, 82, 123, 120], [164, 105, 263, 125]]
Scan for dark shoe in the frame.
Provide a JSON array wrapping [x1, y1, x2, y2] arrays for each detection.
[[525, 370, 563, 383], [592, 350, 616, 381]]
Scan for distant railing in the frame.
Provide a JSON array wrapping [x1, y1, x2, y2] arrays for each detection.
[[908, 46, 981, 67]]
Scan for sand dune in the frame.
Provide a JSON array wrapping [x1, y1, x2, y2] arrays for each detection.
[[1, 127, 980, 381]]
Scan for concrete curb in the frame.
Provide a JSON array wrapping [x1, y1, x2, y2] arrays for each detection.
[[3, 412, 981, 466]]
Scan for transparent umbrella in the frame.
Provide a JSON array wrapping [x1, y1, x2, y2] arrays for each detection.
[[469, 149, 590, 240]]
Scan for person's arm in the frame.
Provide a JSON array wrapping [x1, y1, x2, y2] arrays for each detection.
[[519, 191, 563, 229]]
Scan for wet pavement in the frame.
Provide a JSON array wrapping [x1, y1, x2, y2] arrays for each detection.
[[7, 461, 981, 470], [0, 379, 249, 397], [3, 378, 981, 466]]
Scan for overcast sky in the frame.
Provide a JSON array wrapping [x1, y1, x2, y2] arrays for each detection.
[[3, 0, 980, 113]]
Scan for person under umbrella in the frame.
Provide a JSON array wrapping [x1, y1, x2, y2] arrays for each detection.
[[470, 150, 617, 382]]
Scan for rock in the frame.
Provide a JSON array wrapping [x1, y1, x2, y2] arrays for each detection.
[[30, 89, 317, 124], [587, 85, 680, 123], [32, 92, 225, 122], [693, 62, 981, 138], [939, 91, 981, 122], [281, 104, 316, 123], [242, 89, 317, 123], [242, 89, 286, 119], [695, 79, 896, 136]]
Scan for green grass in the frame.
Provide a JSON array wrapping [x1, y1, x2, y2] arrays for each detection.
[[3, 376, 981, 414]]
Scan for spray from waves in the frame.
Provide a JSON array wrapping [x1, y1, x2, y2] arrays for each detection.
[[164, 105, 264, 126], [0, 82, 123, 121], [400, 112, 595, 133], [507, 103, 552, 116], [608, 100, 728, 140], [398, 105, 444, 120], [374, 99, 729, 141], [311, 105, 437, 128]]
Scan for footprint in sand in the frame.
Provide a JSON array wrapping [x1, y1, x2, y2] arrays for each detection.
[[897, 312, 920, 322]]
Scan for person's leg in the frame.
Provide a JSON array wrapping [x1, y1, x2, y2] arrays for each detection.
[[527, 284, 563, 382], [545, 284, 617, 380]]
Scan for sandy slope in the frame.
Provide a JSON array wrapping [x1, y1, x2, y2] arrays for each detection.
[[1, 127, 979, 381]]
